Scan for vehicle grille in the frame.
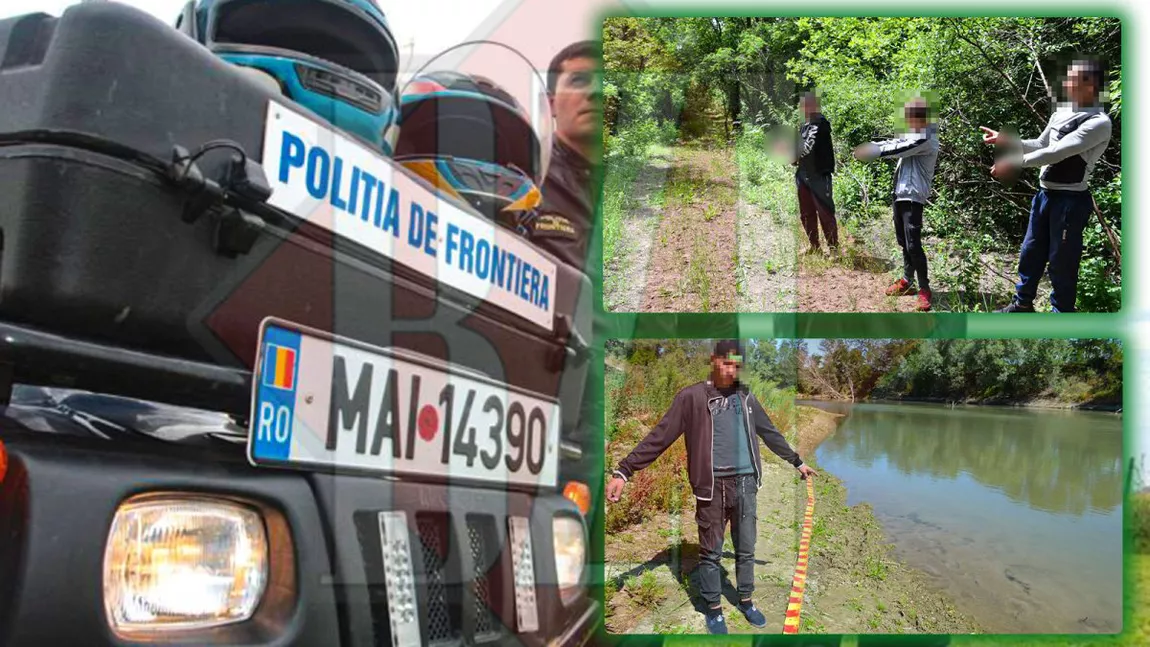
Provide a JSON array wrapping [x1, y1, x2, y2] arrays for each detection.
[[466, 515, 498, 640], [416, 513, 457, 644], [356, 510, 520, 647]]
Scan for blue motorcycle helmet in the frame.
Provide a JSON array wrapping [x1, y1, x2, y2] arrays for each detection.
[[176, 0, 401, 155]]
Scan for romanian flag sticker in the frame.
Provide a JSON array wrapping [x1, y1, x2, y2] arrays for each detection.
[[263, 344, 298, 390], [252, 324, 302, 463]]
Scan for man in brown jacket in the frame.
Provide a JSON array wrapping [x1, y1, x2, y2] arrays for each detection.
[[605, 340, 816, 634]]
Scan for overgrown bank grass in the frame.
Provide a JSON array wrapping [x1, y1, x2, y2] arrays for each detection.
[[1135, 493, 1150, 554], [601, 149, 652, 275]]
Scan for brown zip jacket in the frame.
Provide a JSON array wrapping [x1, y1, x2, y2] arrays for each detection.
[[612, 381, 805, 501]]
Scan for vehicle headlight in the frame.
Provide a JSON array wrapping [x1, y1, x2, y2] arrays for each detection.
[[552, 515, 586, 605], [103, 495, 269, 635]]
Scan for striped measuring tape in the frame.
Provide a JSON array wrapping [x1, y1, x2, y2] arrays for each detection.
[[782, 476, 816, 634]]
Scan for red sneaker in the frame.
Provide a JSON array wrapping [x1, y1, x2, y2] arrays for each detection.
[[885, 278, 915, 296], [916, 289, 933, 312]]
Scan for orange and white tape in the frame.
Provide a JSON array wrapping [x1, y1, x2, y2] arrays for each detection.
[[782, 476, 815, 634]]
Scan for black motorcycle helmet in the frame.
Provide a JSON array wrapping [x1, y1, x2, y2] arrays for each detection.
[[395, 55, 552, 229]]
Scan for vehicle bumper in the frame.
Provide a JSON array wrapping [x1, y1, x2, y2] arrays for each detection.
[[550, 600, 600, 647], [0, 430, 595, 647]]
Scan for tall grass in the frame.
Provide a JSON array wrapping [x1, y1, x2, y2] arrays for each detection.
[[602, 122, 679, 274], [601, 154, 647, 275], [733, 127, 797, 217], [604, 365, 627, 442], [1135, 493, 1150, 554]]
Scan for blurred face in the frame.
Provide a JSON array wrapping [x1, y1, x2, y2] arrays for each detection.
[[801, 95, 819, 118], [552, 56, 599, 144], [711, 353, 742, 388], [1064, 63, 1100, 106], [905, 102, 928, 132]]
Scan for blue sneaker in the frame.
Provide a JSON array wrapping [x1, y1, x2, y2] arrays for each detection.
[[738, 600, 767, 628], [705, 610, 728, 634]]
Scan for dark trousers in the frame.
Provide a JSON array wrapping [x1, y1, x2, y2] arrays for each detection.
[[797, 178, 839, 249], [893, 200, 929, 291], [1014, 189, 1093, 313], [695, 474, 757, 606]]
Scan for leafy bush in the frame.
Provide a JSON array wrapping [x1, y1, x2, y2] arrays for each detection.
[[605, 121, 663, 161]]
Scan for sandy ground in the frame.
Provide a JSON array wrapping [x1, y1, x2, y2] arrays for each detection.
[[605, 405, 982, 635]]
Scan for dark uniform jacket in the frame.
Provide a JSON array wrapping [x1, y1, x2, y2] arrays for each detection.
[[530, 138, 594, 272]]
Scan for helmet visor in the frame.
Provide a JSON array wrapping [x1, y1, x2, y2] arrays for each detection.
[[207, 0, 399, 91]]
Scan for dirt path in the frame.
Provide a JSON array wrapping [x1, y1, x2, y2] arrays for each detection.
[[736, 198, 798, 313], [796, 238, 917, 313], [605, 406, 983, 636], [607, 144, 1068, 313], [786, 204, 920, 313], [605, 144, 920, 314], [639, 146, 740, 313]]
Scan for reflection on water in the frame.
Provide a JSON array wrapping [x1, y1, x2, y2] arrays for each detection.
[[806, 400, 1123, 634]]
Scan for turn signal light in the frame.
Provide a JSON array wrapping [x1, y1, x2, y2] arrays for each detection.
[[563, 481, 591, 516]]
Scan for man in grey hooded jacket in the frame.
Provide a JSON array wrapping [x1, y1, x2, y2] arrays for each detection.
[[854, 97, 940, 312]]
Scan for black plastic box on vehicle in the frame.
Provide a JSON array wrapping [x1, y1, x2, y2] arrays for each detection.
[[0, 2, 591, 422]]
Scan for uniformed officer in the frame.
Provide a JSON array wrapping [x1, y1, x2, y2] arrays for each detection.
[[529, 41, 598, 271]]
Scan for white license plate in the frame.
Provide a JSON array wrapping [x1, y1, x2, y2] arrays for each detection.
[[247, 318, 560, 488]]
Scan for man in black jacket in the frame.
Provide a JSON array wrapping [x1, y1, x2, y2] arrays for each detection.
[[795, 92, 839, 253], [606, 340, 816, 634]]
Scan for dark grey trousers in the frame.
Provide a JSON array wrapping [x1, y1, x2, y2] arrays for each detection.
[[695, 473, 757, 606]]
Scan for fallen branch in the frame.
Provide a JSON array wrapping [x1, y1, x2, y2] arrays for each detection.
[[800, 363, 848, 401]]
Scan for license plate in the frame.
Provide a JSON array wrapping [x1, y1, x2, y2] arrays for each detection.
[[247, 318, 560, 488]]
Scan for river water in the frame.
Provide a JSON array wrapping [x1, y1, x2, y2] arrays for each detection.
[[802, 400, 1124, 634]]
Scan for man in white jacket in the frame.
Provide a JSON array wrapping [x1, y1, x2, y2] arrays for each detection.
[[982, 58, 1113, 313]]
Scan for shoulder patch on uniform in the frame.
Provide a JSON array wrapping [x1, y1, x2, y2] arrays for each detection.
[[532, 213, 578, 238]]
